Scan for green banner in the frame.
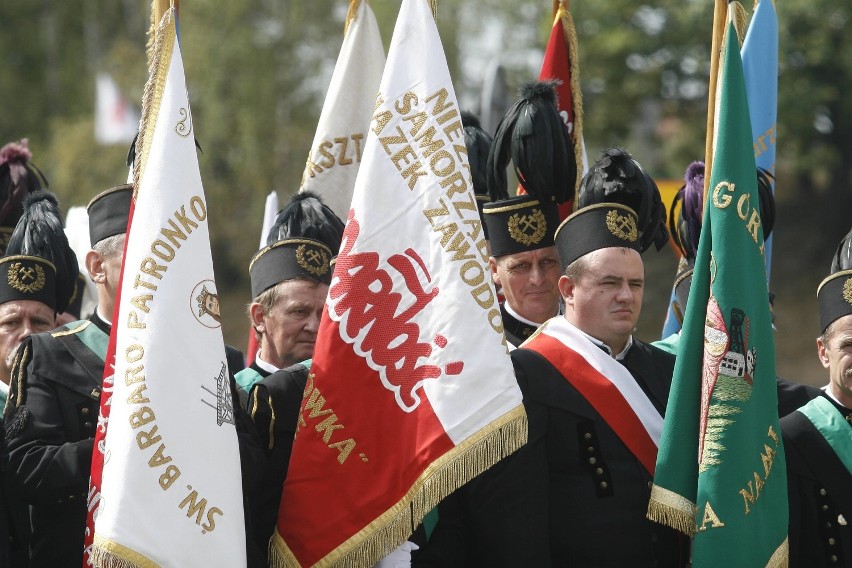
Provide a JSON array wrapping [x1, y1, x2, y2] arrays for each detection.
[[648, 15, 788, 567]]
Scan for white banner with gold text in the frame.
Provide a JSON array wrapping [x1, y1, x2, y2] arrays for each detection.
[[91, 9, 246, 567]]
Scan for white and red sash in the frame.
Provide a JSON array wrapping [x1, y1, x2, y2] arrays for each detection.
[[524, 318, 662, 474]]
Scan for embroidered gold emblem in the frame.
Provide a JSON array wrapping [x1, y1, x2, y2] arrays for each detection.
[[842, 277, 852, 305], [508, 209, 547, 246], [296, 244, 330, 277], [175, 107, 192, 138], [8, 262, 45, 294], [605, 209, 638, 242]]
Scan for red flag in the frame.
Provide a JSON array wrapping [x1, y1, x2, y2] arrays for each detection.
[[272, 0, 527, 565], [532, 0, 587, 219]]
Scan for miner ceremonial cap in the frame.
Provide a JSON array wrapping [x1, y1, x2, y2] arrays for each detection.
[[817, 269, 852, 334], [249, 238, 334, 298], [576, 147, 668, 254], [484, 81, 574, 257], [87, 184, 133, 246], [554, 202, 642, 271], [0, 191, 79, 313], [249, 191, 344, 298]]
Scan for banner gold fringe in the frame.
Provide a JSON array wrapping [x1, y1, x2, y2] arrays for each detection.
[[269, 406, 528, 568], [557, 4, 585, 206], [135, 8, 176, 195], [766, 537, 789, 568], [91, 535, 159, 568], [647, 484, 697, 537]]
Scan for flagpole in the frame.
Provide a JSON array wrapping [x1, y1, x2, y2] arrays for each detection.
[[703, 0, 727, 202]]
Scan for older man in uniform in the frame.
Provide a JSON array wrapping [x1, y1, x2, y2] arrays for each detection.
[[239, 192, 342, 556], [781, 267, 852, 567], [234, 192, 343, 408], [481, 82, 575, 347], [3, 184, 131, 566]]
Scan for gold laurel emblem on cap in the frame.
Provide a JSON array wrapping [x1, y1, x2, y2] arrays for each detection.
[[508, 209, 547, 246], [8, 262, 45, 294], [605, 209, 638, 242], [296, 244, 330, 277], [842, 277, 852, 306]]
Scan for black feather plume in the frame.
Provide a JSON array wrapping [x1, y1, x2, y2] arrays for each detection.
[[461, 111, 492, 199], [266, 191, 346, 254], [577, 147, 669, 253], [832, 227, 852, 272], [486, 80, 575, 204], [755, 168, 775, 240], [6, 190, 79, 312]]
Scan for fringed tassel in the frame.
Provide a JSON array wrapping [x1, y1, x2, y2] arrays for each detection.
[[559, 5, 585, 208], [135, 7, 176, 191], [90, 539, 158, 568], [647, 484, 697, 537], [766, 538, 789, 568], [270, 407, 528, 567]]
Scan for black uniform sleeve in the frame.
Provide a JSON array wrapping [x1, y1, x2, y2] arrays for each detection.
[[3, 338, 94, 506]]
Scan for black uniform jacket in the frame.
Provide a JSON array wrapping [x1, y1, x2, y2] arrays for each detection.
[[776, 377, 820, 418], [417, 338, 689, 568], [500, 303, 539, 348], [781, 396, 852, 567], [3, 315, 107, 567], [246, 362, 309, 557]]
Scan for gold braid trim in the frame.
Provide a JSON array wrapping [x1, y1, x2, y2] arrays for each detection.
[[343, 0, 361, 36], [647, 484, 697, 537], [558, 4, 585, 207], [8, 343, 31, 410], [765, 537, 789, 568], [91, 534, 158, 568], [267, 391, 276, 452], [135, 7, 176, 196], [269, 405, 528, 568]]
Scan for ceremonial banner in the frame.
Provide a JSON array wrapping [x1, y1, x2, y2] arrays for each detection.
[[647, 9, 788, 566], [274, 0, 526, 565], [299, 0, 386, 220], [538, 0, 587, 217], [94, 72, 139, 145], [245, 190, 279, 366], [741, 0, 778, 282], [88, 8, 246, 566]]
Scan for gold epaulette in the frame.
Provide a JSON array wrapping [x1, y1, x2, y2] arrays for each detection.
[[51, 319, 91, 338]]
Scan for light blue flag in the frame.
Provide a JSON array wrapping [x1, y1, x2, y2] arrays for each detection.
[[660, 285, 681, 340], [742, 0, 778, 283]]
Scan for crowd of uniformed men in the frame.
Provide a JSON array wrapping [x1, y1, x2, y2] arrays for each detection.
[[0, 82, 847, 567]]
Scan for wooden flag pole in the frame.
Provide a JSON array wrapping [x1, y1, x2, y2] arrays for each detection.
[[703, 0, 728, 202]]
